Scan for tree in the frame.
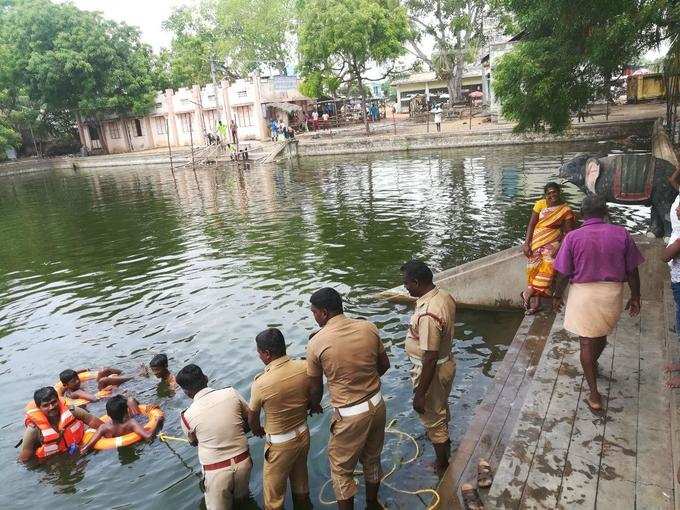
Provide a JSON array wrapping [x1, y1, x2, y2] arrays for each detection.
[[494, 0, 662, 132], [297, 0, 410, 133], [0, 0, 159, 153], [404, 0, 493, 103], [163, 0, 295, 88]]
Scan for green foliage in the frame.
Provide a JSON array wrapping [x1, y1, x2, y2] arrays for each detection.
[[297, 0, 410, 97], [0, 0, 160, 153], [404, 0, 493, 101], [495, 0, 664, 132], [0, 116, 20, 150], [163, 0, 295, 88]]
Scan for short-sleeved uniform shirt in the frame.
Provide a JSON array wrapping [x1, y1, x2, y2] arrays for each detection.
[[249, 356, 308, 435], [22, 405, 93, 453], [180, 387, 249, 465], [405, 287, 456, 359], [306, 314, 384, 408], [554, 218, 645, 283]]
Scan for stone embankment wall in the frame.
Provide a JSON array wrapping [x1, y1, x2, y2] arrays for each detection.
[[298, 119, 654, 157], [0, 158, 74, 176]]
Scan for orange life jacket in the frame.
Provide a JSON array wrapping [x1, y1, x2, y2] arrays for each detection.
[[24, 399, 85, 459]]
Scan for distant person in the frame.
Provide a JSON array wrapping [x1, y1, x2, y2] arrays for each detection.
[[311, 110, 319, 131], [521, 182, 575, 315], [270, 119, 278, 141], [59, 367, 133, 403], [177, 364, 252, 510], [150, 354, 176, 388], [553, 196, 644, 411], [433, 107, 442, 132], [248, 328, 312, 510], [307, 287, 390, 510], [401, 260, 456, 476], [19, 386, 102, 461], [80, 395, 159, 454], [230, 119, 238, 144], [662, 167, 680, 387], [217, 120, 228, 143]]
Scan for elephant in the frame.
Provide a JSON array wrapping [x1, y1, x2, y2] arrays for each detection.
[[559, 153, 677, 237]]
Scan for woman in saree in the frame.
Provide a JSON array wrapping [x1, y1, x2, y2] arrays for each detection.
[[522, 182, 575, 315]]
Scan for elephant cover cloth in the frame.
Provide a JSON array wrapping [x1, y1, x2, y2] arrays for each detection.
[[527, 199, 574, 296]]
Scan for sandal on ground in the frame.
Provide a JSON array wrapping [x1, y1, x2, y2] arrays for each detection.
[[584, 395, 602, 412], [525, 306, 541, 316], [477, 459, 493, 489], [520, 291, 529, 311], [461, 484, 484, 510]]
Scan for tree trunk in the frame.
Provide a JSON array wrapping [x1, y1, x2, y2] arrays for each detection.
[[356, 73, 370, 135], [94, 114, 110, 155]]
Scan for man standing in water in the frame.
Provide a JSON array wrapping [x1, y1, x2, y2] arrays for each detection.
[[307, 287, 390, 510], [553, 196, 644, 411], [248, 328, 312, 510], [19, 386, 103, 461], [401, 260, 456, 476], [177, 364, 252, 510]]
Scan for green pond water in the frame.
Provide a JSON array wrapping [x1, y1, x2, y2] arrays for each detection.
[[0, 142, 647, 509]]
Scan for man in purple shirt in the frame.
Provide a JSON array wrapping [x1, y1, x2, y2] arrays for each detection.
[[553, 196, 644, 411]]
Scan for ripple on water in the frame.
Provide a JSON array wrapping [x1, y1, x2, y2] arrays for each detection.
[[0, 141, 648, 509]]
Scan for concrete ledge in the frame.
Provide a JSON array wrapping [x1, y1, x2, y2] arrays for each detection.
[[299, 119, 653, 157], [378, 235, 664, 310]]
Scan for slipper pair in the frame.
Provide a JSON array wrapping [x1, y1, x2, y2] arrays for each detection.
[[461, 459, 493, 509]]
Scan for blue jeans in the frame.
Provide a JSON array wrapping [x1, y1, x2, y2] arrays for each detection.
[[672, 282, 680, 335]]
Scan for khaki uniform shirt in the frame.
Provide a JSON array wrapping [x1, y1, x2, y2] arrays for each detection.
[[405, 287, 456, 359], [180, 387, 249, 465], [307, 314, 385, 408], [249, 356, 308, 435]]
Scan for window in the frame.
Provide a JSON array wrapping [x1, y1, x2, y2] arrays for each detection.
[[235, 105, 253, 127], [155, 117, 167, 135], [134, 118, 143, 137], [108, 122, 121, 139], [179, 113, 193, 133]]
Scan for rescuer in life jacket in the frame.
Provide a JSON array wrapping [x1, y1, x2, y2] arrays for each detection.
[[18, 386, 103, 462]]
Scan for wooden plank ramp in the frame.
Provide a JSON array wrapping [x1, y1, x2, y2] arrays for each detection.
[[436, 311, 556, 508], [481, 289, 676, 509]]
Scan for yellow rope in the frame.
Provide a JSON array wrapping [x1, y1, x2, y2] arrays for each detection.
[[159, 421, 440, 508], [318, 418, 440, 509], [159, 432, 191, 443]]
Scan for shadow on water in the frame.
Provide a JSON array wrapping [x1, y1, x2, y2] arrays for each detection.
[[0, 141, 647, 508]]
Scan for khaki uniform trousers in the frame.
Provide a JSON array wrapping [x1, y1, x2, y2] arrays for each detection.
[[203, 457, 252, 510], [410, 359, 455, 444], [263, 428, 310, 510], [328, 398, 386, 500]]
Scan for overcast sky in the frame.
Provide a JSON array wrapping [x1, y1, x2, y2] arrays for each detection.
[[68, 0, 188, 51]]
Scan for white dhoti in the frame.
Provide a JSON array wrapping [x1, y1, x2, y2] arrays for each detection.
[[564, 282, 624, 338]]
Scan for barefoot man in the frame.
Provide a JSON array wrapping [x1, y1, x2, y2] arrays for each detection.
[[553, 196, 644, 411], [401, 260, 457, 476]]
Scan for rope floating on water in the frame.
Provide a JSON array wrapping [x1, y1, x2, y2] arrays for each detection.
[[317, 418, 440, 509]]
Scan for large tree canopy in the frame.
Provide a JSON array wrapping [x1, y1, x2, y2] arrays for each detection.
[[494, 0, 664, 132], [163, 0, 295, 88], [297, 0, 410, 133], [0, 0, 160, 153]]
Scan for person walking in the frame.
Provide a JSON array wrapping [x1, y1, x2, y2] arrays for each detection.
[[553, 196, 644, 411], [306, 287, 390, 510], [400, 260, 457, 476], [177, 364, 252, 510], [230, 119, 238, 144], [248, 328, 312, 510], [433, 107, 442, 133]]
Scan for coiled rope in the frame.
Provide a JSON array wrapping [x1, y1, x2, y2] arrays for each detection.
[[317, 418, 440, 509]]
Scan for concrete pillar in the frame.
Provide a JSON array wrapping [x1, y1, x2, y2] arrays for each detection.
[[143, 116, 154, 149], [251, 72, 269, 141], [425, 81, 430, 104], [165, 89, 179, 146], [396, 88, 402, 114], [220, 80, 232, 125], [192, 85, 207, 145]]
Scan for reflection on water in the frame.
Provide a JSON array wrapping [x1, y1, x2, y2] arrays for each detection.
[[0, 142, 646, 509]]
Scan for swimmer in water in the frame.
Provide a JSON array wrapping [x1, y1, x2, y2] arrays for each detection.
[[59, 367, 136, 403], [149, 354, 176, 388], [80, 395, 159, 454]]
